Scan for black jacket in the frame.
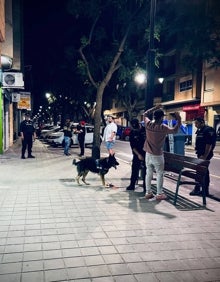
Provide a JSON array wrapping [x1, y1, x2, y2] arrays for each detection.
[[195, 125, 216, 159]]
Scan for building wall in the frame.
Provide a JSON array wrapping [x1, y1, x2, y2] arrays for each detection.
[[0, 0, 5, 44]]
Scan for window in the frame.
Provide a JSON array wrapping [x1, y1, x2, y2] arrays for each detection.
[[204, 74, 214, 91], [179, 79, 192, 92]]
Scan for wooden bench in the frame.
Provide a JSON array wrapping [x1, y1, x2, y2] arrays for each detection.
[[163, 151, 210, 206]]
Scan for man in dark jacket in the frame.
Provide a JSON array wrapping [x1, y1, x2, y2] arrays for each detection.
[[126, 118, 146, 192], [76, 121, 86, 156], [20, 112, 36, 159], [190, 117, 216, 196]]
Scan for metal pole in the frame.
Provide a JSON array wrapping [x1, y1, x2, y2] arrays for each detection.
[[145, 0, 156, 110]]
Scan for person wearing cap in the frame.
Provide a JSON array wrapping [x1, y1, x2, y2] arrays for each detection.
[[20, 112, 36, 159], [143, 104, 182, 200], [103, 115, 117, 155], [126, 118, 146, 192], [189, 117, 216, 196], [76, 121, 86, 157]]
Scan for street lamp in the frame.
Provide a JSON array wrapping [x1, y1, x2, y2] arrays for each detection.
[[145, 0, 157, 110], [134, 71, 147, 85]]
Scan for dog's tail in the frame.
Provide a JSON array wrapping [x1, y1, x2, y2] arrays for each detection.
[[72, 159, 79, 166]]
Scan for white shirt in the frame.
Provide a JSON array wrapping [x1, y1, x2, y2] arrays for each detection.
[[103, 122, 117, 142]]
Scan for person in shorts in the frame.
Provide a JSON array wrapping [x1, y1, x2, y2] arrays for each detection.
[[103, 115, 117, 155]]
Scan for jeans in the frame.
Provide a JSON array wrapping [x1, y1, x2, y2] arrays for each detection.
[[145, 153, 164, 195], [64, 136, 71, 155]]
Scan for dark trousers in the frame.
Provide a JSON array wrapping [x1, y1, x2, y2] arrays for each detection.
[[129, 154, 146, 192], [195, 153, 211, 194], [78, 139, 85, 156], [21, 137, 33, 157]]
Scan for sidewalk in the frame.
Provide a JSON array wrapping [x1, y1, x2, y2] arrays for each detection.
[[0, 140, 220, 282]]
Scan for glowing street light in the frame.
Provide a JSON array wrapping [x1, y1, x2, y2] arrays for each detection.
[[134, 72, 147, 85]]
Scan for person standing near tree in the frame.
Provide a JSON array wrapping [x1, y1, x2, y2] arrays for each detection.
[[103, 115, 117, 155], [189, 117, 216, 196], [126, 118, 146, 192], [20, 112, 36, 159], [76, 120, 86, 157], [63, 118, 72, 156], [143, 104, 181, 200]]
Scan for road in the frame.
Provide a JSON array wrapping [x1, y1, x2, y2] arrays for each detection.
[[103, 140, 220, 200]]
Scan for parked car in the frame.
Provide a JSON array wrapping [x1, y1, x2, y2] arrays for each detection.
[[121, 127, 131, 141], [46, 125, 102, 147], [116, 125, 126, 140], [39, 125, 60, 139]]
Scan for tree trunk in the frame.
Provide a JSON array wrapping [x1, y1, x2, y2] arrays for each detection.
[[92, 82, 106, 159]]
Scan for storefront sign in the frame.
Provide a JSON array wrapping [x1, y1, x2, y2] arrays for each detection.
[[17, 92, 31, 110]]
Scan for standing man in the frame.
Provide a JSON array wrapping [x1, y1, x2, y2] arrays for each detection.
[[189, 117, 216, 196], [126, 118, 146, 192], [63, 118, 72, 156], [103, 115, 117, 155], [76, 120, 86, 157], [143, 104, 181, 200], [20, 112, 36, 159]]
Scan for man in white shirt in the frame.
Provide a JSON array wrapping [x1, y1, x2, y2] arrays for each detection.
[[103, 115, 117, 155]]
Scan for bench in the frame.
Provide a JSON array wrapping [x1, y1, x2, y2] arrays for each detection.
[[163, 151, 210, 206]]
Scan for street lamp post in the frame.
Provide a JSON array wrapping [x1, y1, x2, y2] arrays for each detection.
[[145, 0, 156, 110]]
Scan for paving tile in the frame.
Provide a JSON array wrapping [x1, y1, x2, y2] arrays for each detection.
[[21, 271, 44, 282], [102, 254, 124, 264], [127, 262, 152, 274], [88, 264, 111, 277], [60, 240, 78, 249], [81, 247, 100, 256], [23, 251, 43, 261], [0, 262, 22, 274], [84, 255, 105, 266], [108, 263, 132, 276], [0, 273, 21, 282], [4, 244, 23, 253], [23, 243, 42, 252], [24, 236, 41, 244], [62, 248, 82, 257], [98, 246, 117, 255], [42, 241, 61, 250], [22, 260, 44, 272], [2, 252, 23, 263], [67, 266, 90, 279], [45, 268, 68, 282], [64, 256, 85, 268]]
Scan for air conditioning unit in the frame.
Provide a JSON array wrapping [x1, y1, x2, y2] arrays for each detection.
[[2, 72, 24, 88]]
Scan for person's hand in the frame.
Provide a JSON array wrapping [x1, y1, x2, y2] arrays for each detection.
[[138, 154, 144, 161]]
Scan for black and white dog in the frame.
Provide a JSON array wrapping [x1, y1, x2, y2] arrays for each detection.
[[72, 154, 119, 186]]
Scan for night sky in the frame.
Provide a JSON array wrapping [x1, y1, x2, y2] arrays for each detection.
[[23, 0, 75, 112]]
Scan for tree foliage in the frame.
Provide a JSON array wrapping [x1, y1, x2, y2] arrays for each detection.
[[67, 0, 149, 157]]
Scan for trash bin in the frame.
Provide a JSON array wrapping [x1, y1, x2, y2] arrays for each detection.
[[173, 124, 187, 155], [173, 134, 186, 155], [163, 120, 187, 155]]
